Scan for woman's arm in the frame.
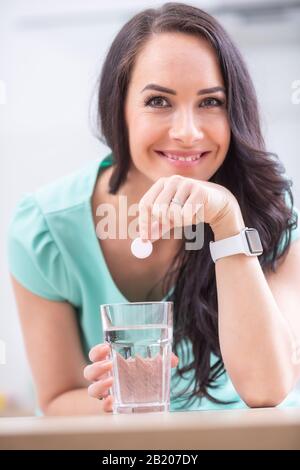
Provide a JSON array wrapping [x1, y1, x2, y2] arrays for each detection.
[[43, 388, 104, 415], [10, 275, 104, 415], [211, 209, 300, 408]]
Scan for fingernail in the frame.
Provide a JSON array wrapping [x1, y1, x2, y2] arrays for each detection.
[[89, 350, 97, 362]]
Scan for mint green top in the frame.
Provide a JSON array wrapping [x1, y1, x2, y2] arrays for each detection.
[[7, 153, 300, 412]]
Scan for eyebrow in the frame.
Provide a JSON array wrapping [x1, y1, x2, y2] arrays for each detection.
[[141, 83, 226, 95]]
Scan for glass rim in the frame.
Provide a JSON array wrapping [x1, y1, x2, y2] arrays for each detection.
[[100, 301, 173, 309]]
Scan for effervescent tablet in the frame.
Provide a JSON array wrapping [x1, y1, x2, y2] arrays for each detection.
[[131, 237, 153, 259]]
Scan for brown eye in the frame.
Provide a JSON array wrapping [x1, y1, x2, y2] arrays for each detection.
[[201, 97, 223, 107], [144, 95, 169, 108]]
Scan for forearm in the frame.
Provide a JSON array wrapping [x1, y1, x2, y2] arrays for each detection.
[[211, 208, 295, 406], [43, 387, 105, 416]]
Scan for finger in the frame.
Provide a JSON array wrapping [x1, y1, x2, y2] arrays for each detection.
[[148, 219, 172, 244], [152, 176, 188, 220], [169, 181, 193, 227], [138, 177, 167, 240], [147, 219, 161, 243], [152, 177, 192, 235], [88, 376, 114, 399], [84, 360, 113, 382], [182, 188, 205, 226], [151, 177, 179, 229], [89, 343, 110, 362], [102, 394, 114, 413], [171, 353, 179, 368]]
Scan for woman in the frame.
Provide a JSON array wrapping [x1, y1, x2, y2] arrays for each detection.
[[8, 3, 300, 415]]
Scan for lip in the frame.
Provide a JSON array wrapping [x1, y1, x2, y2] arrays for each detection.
[[155, 150, 210, 167], [155, 149, 209, 156]]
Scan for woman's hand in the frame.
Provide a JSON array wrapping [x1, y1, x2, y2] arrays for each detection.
[[84, 343, 179, 413], [138, 174, 243, 242]]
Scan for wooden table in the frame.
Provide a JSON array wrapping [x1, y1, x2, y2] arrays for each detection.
[[1, 407, 300, 450]]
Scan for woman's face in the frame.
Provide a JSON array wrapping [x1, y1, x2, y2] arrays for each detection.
[[125, 32, 231, 183]]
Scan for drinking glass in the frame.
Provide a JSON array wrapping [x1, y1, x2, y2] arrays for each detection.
[[100, 301, 173, 414]]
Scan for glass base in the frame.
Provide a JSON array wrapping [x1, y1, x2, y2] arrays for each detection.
[[113, 402, 169, 414]]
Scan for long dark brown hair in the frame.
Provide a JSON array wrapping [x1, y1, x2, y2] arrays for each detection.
[[96, 2, 297, 406]]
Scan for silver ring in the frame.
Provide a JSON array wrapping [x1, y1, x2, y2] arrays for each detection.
[[171, 197, 183, 208]]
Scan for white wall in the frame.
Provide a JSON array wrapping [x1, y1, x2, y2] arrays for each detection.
[[1, 0, 300, 414]]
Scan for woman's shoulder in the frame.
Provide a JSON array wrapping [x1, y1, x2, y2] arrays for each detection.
[[34, 158, 103, 215], [7, 155, 113, 300], [7, 192, 70, 300]]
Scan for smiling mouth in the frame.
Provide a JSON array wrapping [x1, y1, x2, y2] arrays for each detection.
[[155, 151, 209, 161]]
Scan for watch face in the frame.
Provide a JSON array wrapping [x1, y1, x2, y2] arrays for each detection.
[[245, 229, 263, 254]]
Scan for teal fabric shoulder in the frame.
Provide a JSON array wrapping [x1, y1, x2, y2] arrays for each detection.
[[7, 193, 69, 301], [34, 158, 102, 214], [7, 157, 106, 302]]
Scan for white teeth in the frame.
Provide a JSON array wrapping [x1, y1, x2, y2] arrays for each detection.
[[163, 153, 202, 161]]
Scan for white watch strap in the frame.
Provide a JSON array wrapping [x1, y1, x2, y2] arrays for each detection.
[[209, 228, 248, 263]]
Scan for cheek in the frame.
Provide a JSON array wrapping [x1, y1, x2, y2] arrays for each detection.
[[213, 116, 231, 150], [129, 115, 164, 148]]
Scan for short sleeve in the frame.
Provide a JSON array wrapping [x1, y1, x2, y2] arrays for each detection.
[[7, 194, 69, 301]]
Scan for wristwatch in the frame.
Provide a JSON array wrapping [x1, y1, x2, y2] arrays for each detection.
[[209, 227, 263, 263]]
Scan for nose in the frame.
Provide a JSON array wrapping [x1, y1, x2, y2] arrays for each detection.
[[169, 108, 205, 145]]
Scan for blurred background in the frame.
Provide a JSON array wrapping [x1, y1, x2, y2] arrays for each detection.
[[0, 0, 300, 416]]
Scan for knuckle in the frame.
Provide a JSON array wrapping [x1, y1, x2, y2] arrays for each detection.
[[158, 176, 167, 183], [182, 180, 193, 191], [169, 174, 182, 183], [138, 200, 146, 210]]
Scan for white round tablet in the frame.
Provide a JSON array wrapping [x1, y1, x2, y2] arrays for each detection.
[[131, 237, 153, 259]]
